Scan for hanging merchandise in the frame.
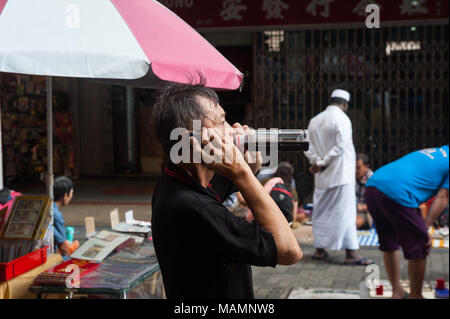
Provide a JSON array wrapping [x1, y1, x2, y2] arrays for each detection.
[[0, 74, 47, 182], [52, 91, 75, 178]]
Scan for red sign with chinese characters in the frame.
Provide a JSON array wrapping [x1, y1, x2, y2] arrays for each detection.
[[158, 0, 449, 30]]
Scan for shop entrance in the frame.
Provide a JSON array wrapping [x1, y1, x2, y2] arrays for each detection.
[[111, 86, 164, 176]]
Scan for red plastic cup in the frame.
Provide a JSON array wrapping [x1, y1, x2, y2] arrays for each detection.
[[376, 285, 383, 296], [436, 279, 445, 290]]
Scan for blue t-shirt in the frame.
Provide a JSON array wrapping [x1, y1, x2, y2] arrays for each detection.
[[53, 202, 67, 246], [366, 145, 449, 208]]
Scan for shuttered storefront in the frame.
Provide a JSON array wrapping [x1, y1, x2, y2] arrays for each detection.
[[253, 24, 449, 170]]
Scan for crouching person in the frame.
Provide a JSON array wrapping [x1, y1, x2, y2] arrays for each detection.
[[53, 176, 79, 259]]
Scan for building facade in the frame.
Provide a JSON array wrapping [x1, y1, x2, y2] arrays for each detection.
[[1, 0, 448, 181], [186, 0, 449, 171]]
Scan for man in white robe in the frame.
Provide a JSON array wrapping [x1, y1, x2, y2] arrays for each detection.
[[304, 89, 373, 265]]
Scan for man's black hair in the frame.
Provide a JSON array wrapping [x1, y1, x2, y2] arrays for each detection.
[[330, 97, 348, 106], [278, 161, 294, 175], [53, 176, 73, 202], [274, 166, 293, 186], [357, 153, 370, 166], [152, 73, 219, 155]]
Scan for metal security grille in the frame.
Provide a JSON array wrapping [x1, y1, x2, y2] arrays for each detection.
[[253, 24, 449, 172]]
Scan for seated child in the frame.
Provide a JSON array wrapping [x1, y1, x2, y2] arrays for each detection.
[[53, 176, 79, 257]]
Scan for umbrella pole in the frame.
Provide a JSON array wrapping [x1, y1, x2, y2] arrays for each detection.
[[0, 98, 3, 190], [46, 76, 54, 255]]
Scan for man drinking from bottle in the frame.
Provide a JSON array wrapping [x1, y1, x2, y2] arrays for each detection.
[[150, 76, 303, 299]]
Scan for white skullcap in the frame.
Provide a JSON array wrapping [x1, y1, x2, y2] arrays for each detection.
[[331, 89, 350, 102]]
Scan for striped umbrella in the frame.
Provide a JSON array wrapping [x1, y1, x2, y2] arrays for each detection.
[[0, 0, 243, 89], [0, 0, 243, 253]]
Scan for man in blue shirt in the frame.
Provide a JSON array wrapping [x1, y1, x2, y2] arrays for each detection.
[[53, 176, 79, 257], [365, 145, 449, 299]]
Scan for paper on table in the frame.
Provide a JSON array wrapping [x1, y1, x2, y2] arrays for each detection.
[[85, 217, 96, 237], [112, 222, 151, 234], [133, 220, 151, 227], [109, 210, 151, 233], [70, 230, 131, 262], [110, 208, 120, 229], [124, 210, 151, 227], [117, 233, 144, 244], [125, 210, 134, 224]]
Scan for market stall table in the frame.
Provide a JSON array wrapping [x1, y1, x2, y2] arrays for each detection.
[[0, 253, 62, 299], [29, 241, 164, 299]]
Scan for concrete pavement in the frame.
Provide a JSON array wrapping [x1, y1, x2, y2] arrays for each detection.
[[252, 244, 449, 298]]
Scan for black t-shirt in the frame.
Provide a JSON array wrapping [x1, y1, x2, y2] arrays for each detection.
[[151, 162, 277, 299]]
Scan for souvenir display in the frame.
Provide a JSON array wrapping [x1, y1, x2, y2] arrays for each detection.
[[0, 195, 51, 241], [0, 195, 51, 265], [0, 74, 47, 181]]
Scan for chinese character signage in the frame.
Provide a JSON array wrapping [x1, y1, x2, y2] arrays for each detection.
[[158, 0, 448, 30]]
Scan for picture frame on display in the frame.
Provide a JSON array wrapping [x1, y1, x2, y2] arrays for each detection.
[[0, 195, 50, 241]]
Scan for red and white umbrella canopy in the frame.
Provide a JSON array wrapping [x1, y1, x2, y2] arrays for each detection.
[[0, 0, 243, 90]]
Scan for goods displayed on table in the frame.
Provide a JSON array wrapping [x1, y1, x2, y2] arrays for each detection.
[[70, 230, 136, 262], [68, 242, 159, 291], [0, 195, 51, 263], [30, 241, 162, 299], [1, 74, 75, 181], [428, 226, 449, 249], [0, 246, 49, 282], [32, 258, 101, 286], [287, 287, 360, 299], [85, 216, 96, 237], [368, 280, 446, 299], [0, 239, 37, 263], [108, 242, 158, 265], [110, 209, 151, 234], [112, 223, 151, 234], [0, 74, 47, 182], [0, 189, 23, 232], [119, 233, 144, 244], [434, 278, 449, 299], [0, 207, 8, 235]]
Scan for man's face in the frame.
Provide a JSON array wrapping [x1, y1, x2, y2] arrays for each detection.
[[356, 160, 368, 181], [197, 95, 231, 134], [63, 189, 74, 207]]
